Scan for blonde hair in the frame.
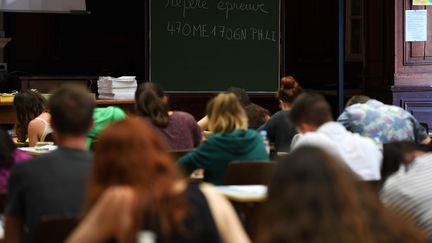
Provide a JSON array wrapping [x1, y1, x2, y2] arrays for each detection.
[[207, 93, 248, 133]]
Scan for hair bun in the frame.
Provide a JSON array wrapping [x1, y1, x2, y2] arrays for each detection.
[[280, 76, 298, 90], [278, 76, 302, 103]]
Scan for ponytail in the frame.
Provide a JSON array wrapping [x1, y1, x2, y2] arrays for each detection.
[[135, 83, 170, 127]]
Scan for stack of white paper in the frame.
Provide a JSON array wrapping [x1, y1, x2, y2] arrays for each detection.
[[97, 76, 137, 100]]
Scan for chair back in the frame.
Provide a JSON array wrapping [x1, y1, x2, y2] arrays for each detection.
[[32, 216, 79, 243], [224, 161, 276, 185]]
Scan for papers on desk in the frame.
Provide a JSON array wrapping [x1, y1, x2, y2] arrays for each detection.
[[216, 185, 267, 202], [19, 145, 58, 155], [97, 76, 137, 100]]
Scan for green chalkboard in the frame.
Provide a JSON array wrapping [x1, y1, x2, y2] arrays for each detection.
[[150, 0, 280, 92]]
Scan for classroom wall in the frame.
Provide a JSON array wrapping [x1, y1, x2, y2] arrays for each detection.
[[1, 0, 395, 117]]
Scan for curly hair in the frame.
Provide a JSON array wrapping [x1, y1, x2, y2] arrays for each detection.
[[13, 90, 47, 142]]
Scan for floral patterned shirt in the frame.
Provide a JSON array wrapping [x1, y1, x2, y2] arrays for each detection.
[[337, 99, 428, 144]]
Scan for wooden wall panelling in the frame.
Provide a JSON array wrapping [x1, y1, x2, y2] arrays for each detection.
[[395, 0, 432, 85], [392, 86, 432, 132]]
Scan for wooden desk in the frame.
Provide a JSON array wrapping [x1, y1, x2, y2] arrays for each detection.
[[0, 99, 136, 125], [216, 185, 267, 203], [0, 101, 16, 125]]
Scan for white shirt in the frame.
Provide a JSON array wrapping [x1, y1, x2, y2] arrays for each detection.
[[291, 122, 382, 181], [381, 153, 432, 239]]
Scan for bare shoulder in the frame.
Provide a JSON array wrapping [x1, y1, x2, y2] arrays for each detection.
[[27, 118, 45, 131]]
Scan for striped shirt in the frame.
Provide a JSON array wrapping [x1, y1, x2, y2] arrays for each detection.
[[381, 153, 432, 238]]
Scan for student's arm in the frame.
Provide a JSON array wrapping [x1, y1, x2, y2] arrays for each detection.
[[257, 113, 277, 142], [66, 187, 138, 243], [336, 111, 351, 130], [200, 184, 251, 243], [420, 136, 431, 145], [177, 139, 214, 173], [410, 116, 431, 144], [4, 217, 23, 243], [27, 119, 44, 147], [198, 116, 209, 130]]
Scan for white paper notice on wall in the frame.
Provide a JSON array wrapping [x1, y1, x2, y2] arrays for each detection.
[[405, 10, 428, 42]]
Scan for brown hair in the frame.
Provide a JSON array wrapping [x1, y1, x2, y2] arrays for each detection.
[[289, 92, 333, 127], [207, 92, 248, 133], [49, 84, 95, 136], [13, 90, 47, 142], [86, 117, 186, 241], [258, 146, 426, 243], [346, 95, 370, 107], [135, 82, 170, 127], [277, 76, 302, 104]]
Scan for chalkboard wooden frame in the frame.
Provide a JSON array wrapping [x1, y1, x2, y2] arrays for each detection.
[[149, 0, 281, 93]]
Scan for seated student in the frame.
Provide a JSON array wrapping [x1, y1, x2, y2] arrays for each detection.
[[86, 106, 126, 149], [381, 142, 425, 182], [178, 93, 269, 185], [258, 76, 302, 152], [135, 82, 201, 150], [5, 85, 94, 243], [0, 129, 31, 193], [13, 90, 54, 146], [290, 92, 382, 181], [198, 87, 270, 131], [258, 146, 426, 243], [337, 95, 430, 144], [65, 118, 250, 243], [381, 143, 432, 240]]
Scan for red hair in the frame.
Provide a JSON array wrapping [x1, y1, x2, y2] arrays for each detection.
[[86, 117, 186, 240], [277, 76, 302, 104]]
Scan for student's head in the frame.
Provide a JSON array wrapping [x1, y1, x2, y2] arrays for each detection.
[[277, 76, 302, 109], [0, 128, 15, 168], [13, 90, 47, 141], [87, 117, 185, 237], [245, 104, 271, 129], [135, 82, 169, 127], [289, 92, 333, 132], [226, 86, 251, 107], [259, 146, 426, 243], [382, 142, 425, 182], [207, 92, 248, 133], [346, 95, 370, 107], [48, 84, 95, 137]]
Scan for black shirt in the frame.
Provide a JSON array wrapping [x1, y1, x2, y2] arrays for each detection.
[[258, 110, 297, 152], [6, 146, 91, 242]]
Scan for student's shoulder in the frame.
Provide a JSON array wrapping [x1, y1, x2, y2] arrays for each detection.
[[10, 153, 49, 175], [27, 117, 45, 129], [172, 111, 197, 121]]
